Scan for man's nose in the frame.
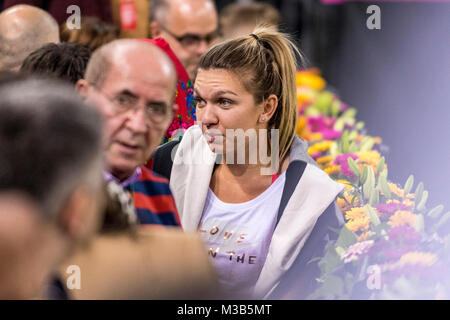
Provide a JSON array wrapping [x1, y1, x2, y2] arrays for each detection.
[[126, 108, 148, 134], [196, 40, 209, 56]]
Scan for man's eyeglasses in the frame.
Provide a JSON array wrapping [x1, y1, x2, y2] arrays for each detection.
[[91, 85, 171, 125], [161, 26, 219, 49]]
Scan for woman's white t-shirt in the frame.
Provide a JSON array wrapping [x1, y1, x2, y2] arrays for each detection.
[[198, 172, 286, 298]]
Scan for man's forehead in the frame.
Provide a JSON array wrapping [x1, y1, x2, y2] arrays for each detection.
[[166, 0, 218, 33]]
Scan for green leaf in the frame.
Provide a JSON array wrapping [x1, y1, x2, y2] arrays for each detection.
[[342, 131, 350, 154], [329, 142, 338, 159], [355, 121, 365, 131], [349, 130, 358, 141], [349, 141, 357, 153], [331, 100, 340, 117], [336, 226, 358, 249], [334, 118, 345, 132], [376, 157, 385, 177], [416, 190, 428, 211], [360, 137, 375, 152], [366, 204, 381, 226], [360, 166, 368, 184], [341, 108, 357, 119], [427, 205, 444, 219], [316, 92, 334, 114], [369, 188, 380, 206], [363, 167, 375, 200], [436, 212, 450, 232], [305, 107, 321, 117], [403, 175, 414, 196], [414, 182, 424, 205], [414, 214, 425, 233], [347, 157, 360, 178], [379, 174, 392, 200]]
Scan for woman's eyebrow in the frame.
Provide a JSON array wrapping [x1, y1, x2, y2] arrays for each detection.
[[193, 89, 237, 98]]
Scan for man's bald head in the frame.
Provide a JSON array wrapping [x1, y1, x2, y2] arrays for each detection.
[[78, 39, 178, 181], [85, 39, 176, 92], [0, 5, 60, 72]]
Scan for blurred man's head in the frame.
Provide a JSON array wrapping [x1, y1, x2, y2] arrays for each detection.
[[0, 5, 60, 72], [0, 79, 105, 298], [219, 2, 281, 41], [150, 0, 218, 79], [76, 40, 177, 181]]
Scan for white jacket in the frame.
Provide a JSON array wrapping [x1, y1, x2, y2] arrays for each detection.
[[166, 125, 345, 298]]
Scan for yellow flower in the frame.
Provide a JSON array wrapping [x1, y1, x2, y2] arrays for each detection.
[[356, 151, 381, 167], [337, 191, 357, 213], [346, 217, 370, 233], [308, 141, 334, 154], [388, 210, 417, 228], [336, 179, 353, 191], [324, 165, 340, 176], [388, 183, 405, 198], [398, 252, 437, 268], [296, 69, 326, 90], [345, 206, 367, 221], [310, 132, 323, 142], [317, 155, 333, 165]]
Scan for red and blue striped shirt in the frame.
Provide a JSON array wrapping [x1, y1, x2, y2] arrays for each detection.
[[126, 167, 181, 227]]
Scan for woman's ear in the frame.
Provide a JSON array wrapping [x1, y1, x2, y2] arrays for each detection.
[[260, 94, 278, 123]]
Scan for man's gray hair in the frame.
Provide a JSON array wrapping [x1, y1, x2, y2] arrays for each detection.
[[0, 78, 103, 220]]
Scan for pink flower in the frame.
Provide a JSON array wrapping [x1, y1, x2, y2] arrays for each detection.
[[334, 153, 358, 179], [341, 240, 375, 263]]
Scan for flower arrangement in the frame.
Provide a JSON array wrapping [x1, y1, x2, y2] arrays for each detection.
[[296, 69, 450, 299]]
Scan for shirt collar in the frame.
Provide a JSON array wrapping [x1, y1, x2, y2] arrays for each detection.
[[103, 167, 142, 188]]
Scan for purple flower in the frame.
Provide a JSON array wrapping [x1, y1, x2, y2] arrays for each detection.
[[369, 226, 421, 263], [376, 202, 411, 219], [334, 153, 358, 179], [322, 129, 342, 140], [308, 116, 328, 132]]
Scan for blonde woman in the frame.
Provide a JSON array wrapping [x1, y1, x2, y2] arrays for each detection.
[[152, 27, 345, 299]]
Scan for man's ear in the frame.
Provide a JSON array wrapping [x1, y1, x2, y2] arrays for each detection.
[[76, 79, 90, 100], [150, 21, 161, 38]]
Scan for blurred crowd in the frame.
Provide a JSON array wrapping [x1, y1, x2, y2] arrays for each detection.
[[0, 0, 343, 300]]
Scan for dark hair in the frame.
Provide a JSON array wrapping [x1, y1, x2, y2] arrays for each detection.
[[198, 26, 303, 161], [0, 78, 103, 219], [20, 43, 91, 84], [60, 16, 119, 52]]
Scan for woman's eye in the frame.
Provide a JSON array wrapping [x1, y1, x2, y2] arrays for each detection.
[[218, 99, 232, 107], [194, 97, 206, 108]]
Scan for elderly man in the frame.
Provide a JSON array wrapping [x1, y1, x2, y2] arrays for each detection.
[[150, 0, 219, 79], [0, 78, 105, 299], [0, 4, 59, 72], [76, 39, 180, 226]]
